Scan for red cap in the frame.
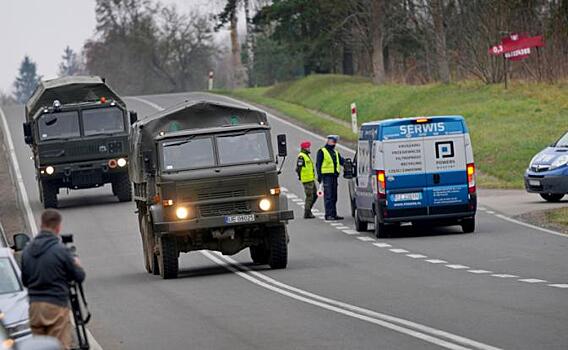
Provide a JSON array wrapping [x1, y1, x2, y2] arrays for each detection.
[[300, 141, 311, 149]]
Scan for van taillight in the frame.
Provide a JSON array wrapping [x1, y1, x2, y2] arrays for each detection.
[[467, 163, 476, 193], [377, 170, 386, 198]]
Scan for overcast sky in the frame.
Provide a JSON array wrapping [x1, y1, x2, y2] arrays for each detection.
[[0, 0, 218, 93]]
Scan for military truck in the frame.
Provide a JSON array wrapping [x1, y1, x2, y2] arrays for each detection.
[[23, 76, 135, 208], [130, 100, 294, 279]]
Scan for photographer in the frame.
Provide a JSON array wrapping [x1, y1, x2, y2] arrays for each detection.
[[21, 209, 86, 349]]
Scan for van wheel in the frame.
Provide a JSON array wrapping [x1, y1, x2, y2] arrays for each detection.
[[268, 225, 288, 269], [540, 193, 564, 202], [355, 209, 368, 232], [158, 236, 179, 279], [41, 181, 58, 209], [461, 218, 476, 233], [250, 244, 269, 265], [374, 215, 391, 238], [113, 173, 132, 202], [350, 198, 356, 218]]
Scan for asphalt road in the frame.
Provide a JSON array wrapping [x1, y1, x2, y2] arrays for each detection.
[[2, 92, 567, 350]]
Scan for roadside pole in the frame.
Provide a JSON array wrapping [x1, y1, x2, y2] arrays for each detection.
[[350, 103, 358, 134], [208, 71, 214, 91]]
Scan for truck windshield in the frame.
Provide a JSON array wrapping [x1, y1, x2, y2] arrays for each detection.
[[162, 137, 215, 171], [217, 131, 271, 165], [0, 258, 21, 295], [38, 111, 80, 141], [555, 132, 568, 147], [83, 107, 125, 136]]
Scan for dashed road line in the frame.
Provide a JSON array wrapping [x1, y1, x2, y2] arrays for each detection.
[[491, 274, 519, 278], [407, 254, 427, 259], [357, 236, 376, 242], [518, 278, 547, 284], [548, 284, 568, 289], [390, 248, 409, 253], [343, 229, 360, 235], [373, 243, 392, 248], [446, 265, 470, 270], [426, 259, 448, 264], [467, 270, 492, 274]]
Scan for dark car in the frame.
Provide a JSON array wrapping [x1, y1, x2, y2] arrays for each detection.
[[524, 131, 568, 202]]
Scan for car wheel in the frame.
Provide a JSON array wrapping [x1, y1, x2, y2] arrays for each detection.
[[539, 193, 564, 202]]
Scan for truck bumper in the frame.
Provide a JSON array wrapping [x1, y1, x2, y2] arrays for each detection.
[[39, 159, 128, 189], [154, 210, 294, 233]]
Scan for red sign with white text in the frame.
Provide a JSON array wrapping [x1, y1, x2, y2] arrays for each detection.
[[489, 34, 545, 61]]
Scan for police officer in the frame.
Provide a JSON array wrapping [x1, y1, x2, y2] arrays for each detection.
[[316, 135, 344, 221], [296, 141, 317, 219]]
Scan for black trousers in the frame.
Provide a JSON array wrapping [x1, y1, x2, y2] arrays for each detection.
[[322, 175, 338, 218]]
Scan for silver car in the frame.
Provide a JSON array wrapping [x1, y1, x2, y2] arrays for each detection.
[[0, 247, 31, 341]]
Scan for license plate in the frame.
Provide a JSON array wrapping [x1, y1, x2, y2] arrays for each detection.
[[529, 180, 541, 186], [224, 214, 255, 224], [393, 192, 422, 202]]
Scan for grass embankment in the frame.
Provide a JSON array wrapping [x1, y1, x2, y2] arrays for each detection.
[[546, 207, 568, 229], [220, 75, 568, 188]]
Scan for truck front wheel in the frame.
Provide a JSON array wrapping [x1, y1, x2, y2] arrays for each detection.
[[112, 173, 132, 202], [158, 236, 179, 279], [41, 181, 58, 209], [268, 225, 288, 269]]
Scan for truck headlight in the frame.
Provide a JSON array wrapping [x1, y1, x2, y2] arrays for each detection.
[[259, 198, 272, 211], [46, 166, 55, 175], [550, 155, 568, 170], [117, 158, 127, 167], [175, 207, 189, 219]]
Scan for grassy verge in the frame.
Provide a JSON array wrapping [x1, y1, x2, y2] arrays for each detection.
[[546, 207, 568, 228], [219, 75, 568, 188]]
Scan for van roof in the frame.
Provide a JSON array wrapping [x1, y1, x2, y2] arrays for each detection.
[[361, 115, 464, 127]]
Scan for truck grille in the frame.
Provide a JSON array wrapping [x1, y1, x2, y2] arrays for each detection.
[[197, 189, 246, 201], [198, 201, 250, 217]]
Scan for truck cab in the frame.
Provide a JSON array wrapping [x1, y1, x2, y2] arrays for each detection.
[[347, 116, 477, 237], [130, 100, 293, 279], [23, 76, 134, 208]]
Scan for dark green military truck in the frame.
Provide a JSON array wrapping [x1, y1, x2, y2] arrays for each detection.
[[130, 100, 294, 279], [23, 76, 134, 208]]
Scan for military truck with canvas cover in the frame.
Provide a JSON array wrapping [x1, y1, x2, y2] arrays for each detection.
[[23, 76, 135, 208], [130, 100, 294, 279]]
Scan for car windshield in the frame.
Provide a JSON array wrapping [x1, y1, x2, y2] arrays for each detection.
[[161, 137, 215, 171], [0, 258, 21, 295], [83, 107, 125, 136], [38, 111, 80, 141], [217, 131, 271, 165], [555, 132, 568, 147]]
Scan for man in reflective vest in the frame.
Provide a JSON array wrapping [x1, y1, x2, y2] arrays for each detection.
[[316, 135, 345, 220], [296, 141, 317, 219]]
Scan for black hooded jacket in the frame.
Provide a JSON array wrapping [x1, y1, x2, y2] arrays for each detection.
[[21, 230, 86, 307]]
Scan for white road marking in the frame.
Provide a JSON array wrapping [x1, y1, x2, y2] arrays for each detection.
[[518, 278, 547, 283], [297, 202, 305, 205], [287, 193, 299, 199], [128, 96, 165, 111], [478, 207, 487, 211], [343, 230, 360, 235], [494, 213, 567, 238], [208, 252, 502, 350], [312, 209, 319, 213], [329, 222, 342, 226], [356, 236, 376, 242], [491, 274, 519, 278], [390, 249, 409, 253], [373, 243, 392, 248], [446, 265, 470, 270], [467, 270, 492, 274], [407, 254, 427, 259], [548, 284, 568, 289], [426, 259, 448, 264], [486, 211, 495, 214], [0, 107, 104, 349], [291, 198, 303, 202], [280, 186, 288, 192], [335, 226, 350, 230]]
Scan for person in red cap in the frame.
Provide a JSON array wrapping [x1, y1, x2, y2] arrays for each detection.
[[296, 141, 317, 218]]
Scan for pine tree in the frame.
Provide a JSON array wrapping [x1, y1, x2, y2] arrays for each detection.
[[13, 56, 41, 104], [58, 46, 84, 77]]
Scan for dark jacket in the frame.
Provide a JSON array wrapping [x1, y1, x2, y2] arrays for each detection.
[[21, 230, 86, 307], [316, 144, 344, 181]]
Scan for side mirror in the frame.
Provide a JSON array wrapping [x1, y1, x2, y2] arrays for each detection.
[[343, 158, 355, 179], [129, 111, 138, 125], [277, 134, 287, 157], [23, 122, 33, 144], [12, 233, 31, 252]]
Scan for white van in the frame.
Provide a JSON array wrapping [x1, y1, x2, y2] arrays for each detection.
[[346, 116, 477, 237]]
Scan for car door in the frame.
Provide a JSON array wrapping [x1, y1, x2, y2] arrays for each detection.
[[355, 139, 373, 214]]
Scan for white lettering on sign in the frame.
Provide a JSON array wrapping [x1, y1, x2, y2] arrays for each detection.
[[399, 122, 445, 136], [384, 141, 424, 175], [504, 48, 531, 59]]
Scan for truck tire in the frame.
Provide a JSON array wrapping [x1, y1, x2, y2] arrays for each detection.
[[540, 193, 564, 202], [41, 181, 58, 209], [374, 214, 391, 239], [140, 214, 159, 274], [268, 225, 288, 269], [354, 208, 368, 232], [250, 244, 269, 265], [113, 173, 132, 202], [158, 236, 179, 279], [461, 217, 476, 233]]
